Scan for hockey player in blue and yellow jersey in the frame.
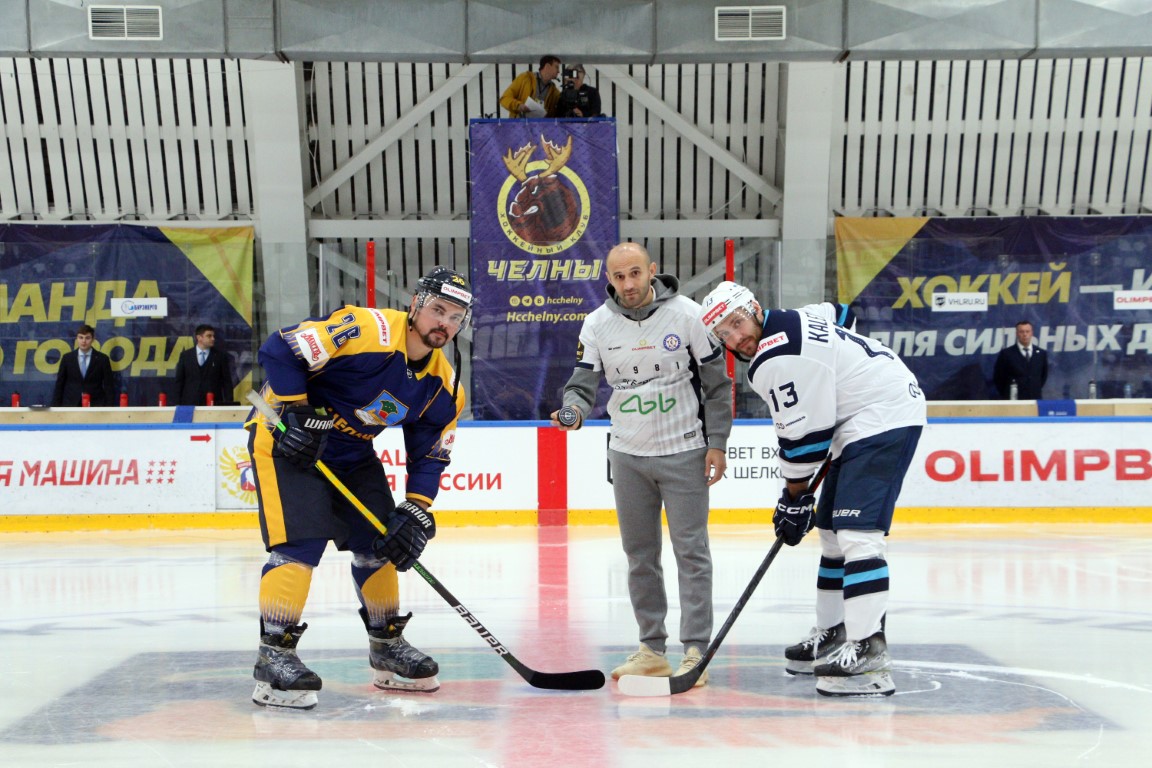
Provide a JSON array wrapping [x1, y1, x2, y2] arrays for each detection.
[[700, 280, 925, 698], [247, 266, 474, 710]]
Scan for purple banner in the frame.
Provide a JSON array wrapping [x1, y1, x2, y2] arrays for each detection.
[[836, 216, 1152, 400], [469, 118, 619, 420], [0, 224, 254, 407]]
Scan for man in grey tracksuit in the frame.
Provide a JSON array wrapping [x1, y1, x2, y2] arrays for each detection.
[[551, 242, 733, 686]]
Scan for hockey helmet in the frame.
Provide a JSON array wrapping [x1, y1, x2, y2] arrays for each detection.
[[411, 266, 475, 329], [699, 281, 759, 346]]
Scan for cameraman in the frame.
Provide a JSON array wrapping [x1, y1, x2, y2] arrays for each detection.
[[556, 64, 602, 118]]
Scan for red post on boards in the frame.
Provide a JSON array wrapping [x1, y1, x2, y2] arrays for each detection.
[[81, 393, 91, 408], [120, 393, 129, 407], [206, 392, 215, 406], [158, 393, 168, 407]]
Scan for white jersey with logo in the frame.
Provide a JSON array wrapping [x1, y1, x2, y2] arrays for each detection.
[[577, 294, 722, 456], [748, 302, 927, 482]]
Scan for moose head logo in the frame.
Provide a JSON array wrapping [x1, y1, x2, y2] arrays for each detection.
[[501, 135, 584, 249]]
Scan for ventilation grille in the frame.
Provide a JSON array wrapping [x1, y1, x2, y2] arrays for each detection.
[[88, 5, 163, 41], [715, 6, 786, 41]]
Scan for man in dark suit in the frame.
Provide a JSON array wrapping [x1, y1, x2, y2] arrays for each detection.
[[174, 324, 234, 405], [51, 324, 116, 406], [993, 320, 1048, 399]]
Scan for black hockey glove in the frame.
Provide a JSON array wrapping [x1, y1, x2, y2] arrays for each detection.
[[271, 404, 333, 468], [774, 488, 815, 547], [372, 500, 437, 572]]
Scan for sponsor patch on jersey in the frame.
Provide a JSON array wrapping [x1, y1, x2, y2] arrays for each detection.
[[293, 328, 329, 368], [576, 340, 585, 361], [354, 389, 409, 427], [662, 334, 682, 352], [757, 331, 789, 353], [632, 337, 656, 352], [683, 430, 697, 440], [367, 309, 391, 346]]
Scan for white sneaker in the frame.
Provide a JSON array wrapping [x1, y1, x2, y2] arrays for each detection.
[[611, 643, 673, 679], [675, 646, 708, 687]]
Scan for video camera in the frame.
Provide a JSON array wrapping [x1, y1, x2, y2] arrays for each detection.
[[562, 67, 581, 89]]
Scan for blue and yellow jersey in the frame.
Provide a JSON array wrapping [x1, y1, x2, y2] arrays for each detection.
[[253, 305, 464, 507]]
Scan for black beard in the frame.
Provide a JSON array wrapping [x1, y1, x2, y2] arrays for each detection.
[[420, 328, 450, 349]]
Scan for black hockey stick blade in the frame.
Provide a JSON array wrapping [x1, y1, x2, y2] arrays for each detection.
[[506, 656, 607, 691], [412, 562, 606, 691], [618, 458, 831, 697]]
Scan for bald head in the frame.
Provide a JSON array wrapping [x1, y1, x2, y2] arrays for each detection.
[[606, 241, 656, 309], [607, 241, 650, 268]]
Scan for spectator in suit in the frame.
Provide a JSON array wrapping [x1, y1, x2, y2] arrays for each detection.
[[500, 55, 562, 118], [174, 324, 234, 405], [51, 324, 116, 407], [993, 320, 1048, 399]]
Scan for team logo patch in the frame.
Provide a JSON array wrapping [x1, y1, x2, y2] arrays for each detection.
[[293, 328, 329, 368], [430, 429, 457, 460], [355, 389, 410, 427], [662, 334, 682, 352], [757, 331, 789, 353]]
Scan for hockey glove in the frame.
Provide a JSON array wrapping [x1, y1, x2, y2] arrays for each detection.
[[372, 500, 437, 572], [774, 489, 816, 547], [271, 404, 333, 468]]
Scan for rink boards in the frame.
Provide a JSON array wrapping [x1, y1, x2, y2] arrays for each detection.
[[1, 408, 1150, 529]]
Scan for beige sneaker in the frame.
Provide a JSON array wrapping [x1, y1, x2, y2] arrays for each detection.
[[675, 646, 709, 687], [611, 643, 673, 679]]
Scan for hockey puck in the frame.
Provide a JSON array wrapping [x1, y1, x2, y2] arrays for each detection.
[[557, 406, 580, 427]]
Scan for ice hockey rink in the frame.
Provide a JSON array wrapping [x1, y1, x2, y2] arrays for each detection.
[[1, 521, 1150, 768]]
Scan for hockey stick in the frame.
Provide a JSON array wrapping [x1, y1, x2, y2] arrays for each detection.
[[617, 456, 832, 697], [246, 391, 606, 691]]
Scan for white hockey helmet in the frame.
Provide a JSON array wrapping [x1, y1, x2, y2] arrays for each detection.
[[699, 281, 759, 346]]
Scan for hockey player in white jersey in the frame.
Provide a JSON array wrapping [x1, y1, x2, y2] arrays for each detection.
[[699, 281, 925, 696], [553, 242, 733, 687]]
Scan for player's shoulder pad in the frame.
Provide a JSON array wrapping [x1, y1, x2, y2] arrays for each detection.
[[834, 302, 857, 330], [421, 347, 462, 397], [337, 306, 409, 357]]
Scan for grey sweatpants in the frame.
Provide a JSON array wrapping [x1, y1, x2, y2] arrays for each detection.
[[608, 447, 713, 653]]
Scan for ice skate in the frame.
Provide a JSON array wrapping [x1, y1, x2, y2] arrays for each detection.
[[252, 622, 322, 710], [784, 622, 847, 675], [362, 609, 441, 693], [674, 646, 708, 687], [611, 643, 673, 680], [813, 631, 895, 697]]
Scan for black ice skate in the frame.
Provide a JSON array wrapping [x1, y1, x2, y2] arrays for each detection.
[[813, 630, 895, 697], [361, 608, 441, 693], [784, 622, 847, 675], [252, 621, 323, 710]]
